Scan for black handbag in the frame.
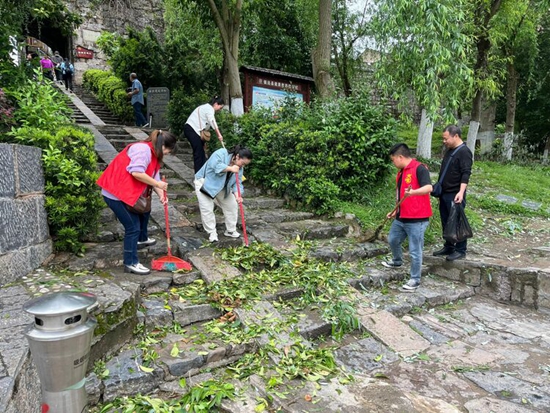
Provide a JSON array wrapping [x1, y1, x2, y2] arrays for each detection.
[[125, 187, 152, 214]]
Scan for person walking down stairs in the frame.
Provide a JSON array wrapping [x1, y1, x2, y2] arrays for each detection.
[[127, 73, 149, 128]]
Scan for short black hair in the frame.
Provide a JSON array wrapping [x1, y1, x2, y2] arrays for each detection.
[[444, 125, 462, 138], [389, 143, 411, 158]]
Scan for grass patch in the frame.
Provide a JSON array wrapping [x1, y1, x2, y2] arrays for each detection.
[[335, 157, 550, 248]]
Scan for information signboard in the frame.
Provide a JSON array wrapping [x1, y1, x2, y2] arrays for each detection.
[[146, 87, 170, 128], [251, 86, 303, 109]]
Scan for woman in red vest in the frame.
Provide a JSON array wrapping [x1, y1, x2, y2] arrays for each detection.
[[97, 130, 177, 275]]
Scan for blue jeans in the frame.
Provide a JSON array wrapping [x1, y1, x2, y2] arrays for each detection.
[[388, 219, 429, 281], [439, 192, 467, 253], [103, 196, 150, 266], [133, 102, 148, 127]]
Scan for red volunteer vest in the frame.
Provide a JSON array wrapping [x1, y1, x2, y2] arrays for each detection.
[[396, 158, 432, 219], [96, 142, 159, 206]]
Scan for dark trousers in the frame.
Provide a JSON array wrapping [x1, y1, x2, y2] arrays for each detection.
[[63, 73, 73, 91], [103, 196, 150, 266], [133, 102, 148, 127], [184, 123, 207, 173], [439, 192, 467, 253]]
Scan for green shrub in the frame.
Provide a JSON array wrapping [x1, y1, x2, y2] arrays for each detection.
[[6, 69, 71, 129], [216, 94, 396, 214], [167, 88, 215, 136], [4, 75, 103, 253], [10, 126, 102, 253], [83, 69, 133, 122]]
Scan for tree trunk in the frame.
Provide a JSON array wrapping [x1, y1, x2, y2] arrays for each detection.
[[466, 120, 479, 160], [312, 0, 335, 99], [469, 0, 502, 144], [478, 97, 496, 155], [503, 61, 519, 160], [207, 0, 244, 116], [416, 109, 433, 159]]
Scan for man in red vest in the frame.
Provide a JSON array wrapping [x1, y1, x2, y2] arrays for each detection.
[[382, 143, 433, 291]]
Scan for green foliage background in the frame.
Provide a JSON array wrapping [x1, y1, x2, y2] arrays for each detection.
[[83, 69, 134, 123], [216, 94, 396, 214], [2, 71, 102, 253]]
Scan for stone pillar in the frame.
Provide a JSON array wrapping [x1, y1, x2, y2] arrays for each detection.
[[0, 144, 52, 285]]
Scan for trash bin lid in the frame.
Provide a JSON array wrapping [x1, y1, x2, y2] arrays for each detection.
[[23, 292, 97, 316]]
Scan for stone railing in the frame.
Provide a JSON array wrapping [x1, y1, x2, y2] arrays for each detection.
[[0, 143, 52, 285]]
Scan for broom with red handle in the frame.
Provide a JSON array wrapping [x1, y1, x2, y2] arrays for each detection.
[[235, 171, 249, 246], [215, 128, 248, 246], [151, 177, 192, 271]]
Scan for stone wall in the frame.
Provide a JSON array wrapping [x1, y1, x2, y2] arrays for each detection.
[[0, 144, 52, 286], [67, 0, 165, 84]]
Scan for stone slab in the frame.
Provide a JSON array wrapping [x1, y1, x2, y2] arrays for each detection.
[[14, 145, 44, 195], [335, 337, 399, 374], [463, 370, 550, 410], [171, 302, 222, 326], [0, 144, 15, 198], [357, 308, 430, 357], [103, 349, 164, 402], [464, 396, 538, 413], [187, 248, 241, 284], [0, 240, 53, 286]]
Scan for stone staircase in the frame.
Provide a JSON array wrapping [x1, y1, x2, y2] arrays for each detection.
[[3, 87, 550, 413]]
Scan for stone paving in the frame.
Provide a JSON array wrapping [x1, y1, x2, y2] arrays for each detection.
[[2, 88, 550, 412]]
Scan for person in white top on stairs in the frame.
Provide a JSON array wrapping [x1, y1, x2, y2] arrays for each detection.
[[184, 96, 225, 172]]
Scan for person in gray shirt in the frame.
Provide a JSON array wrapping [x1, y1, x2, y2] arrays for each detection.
[[127, 73, 148, 127]]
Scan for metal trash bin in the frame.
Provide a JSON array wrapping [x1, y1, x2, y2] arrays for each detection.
[[23, 292, 98, 413]]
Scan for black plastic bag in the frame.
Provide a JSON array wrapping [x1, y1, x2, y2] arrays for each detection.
[[443, 203, 473, 243]]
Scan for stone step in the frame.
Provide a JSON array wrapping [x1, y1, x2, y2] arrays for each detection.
[[186, 247, 242, 284], [235, 301, 312, 365], [357, 307, 431, 358]]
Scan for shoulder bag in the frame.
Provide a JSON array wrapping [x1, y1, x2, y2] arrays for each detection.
[[198, 107, 211, 142], [125, 186, 152, 214]]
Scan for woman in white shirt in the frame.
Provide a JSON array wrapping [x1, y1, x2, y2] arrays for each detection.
[[184, 96, 225, 172]]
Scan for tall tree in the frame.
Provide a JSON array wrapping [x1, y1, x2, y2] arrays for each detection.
[[312, 0, 336, 99], [204, 0, 244, 115], [373, 0, 473, 158], [516, 8, 550, 157], [332, 0, 371, 96], [466, 0, 503, 154], [240, 0, 314, 76]]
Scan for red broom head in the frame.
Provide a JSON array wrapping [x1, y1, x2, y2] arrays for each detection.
[[151, 256, 192, 272]]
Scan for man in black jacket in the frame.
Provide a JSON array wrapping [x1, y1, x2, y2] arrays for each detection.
[[433, 125, 473, 261]]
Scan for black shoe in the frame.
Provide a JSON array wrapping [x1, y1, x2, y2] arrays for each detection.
[[381, 260, 402, 268], [433, 247, 454, 256], [446, 251, 466, 261]]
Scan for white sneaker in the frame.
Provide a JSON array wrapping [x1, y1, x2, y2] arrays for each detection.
[[209, 233, 219, 242], [137, 237, 156, 249], [224, 231, 240, 238], [124, 263, 150, 275], [142, 122, 150, 128]]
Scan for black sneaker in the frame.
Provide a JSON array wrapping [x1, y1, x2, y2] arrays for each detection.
[[401, 279, 420, 291], [433, 246, 454, 256], [446, 251, 466, 261], [381, 261, 402, 268]]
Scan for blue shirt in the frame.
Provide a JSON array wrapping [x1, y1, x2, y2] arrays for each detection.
[[131, 79, 144, 105], [195, 148, 244, 199]]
